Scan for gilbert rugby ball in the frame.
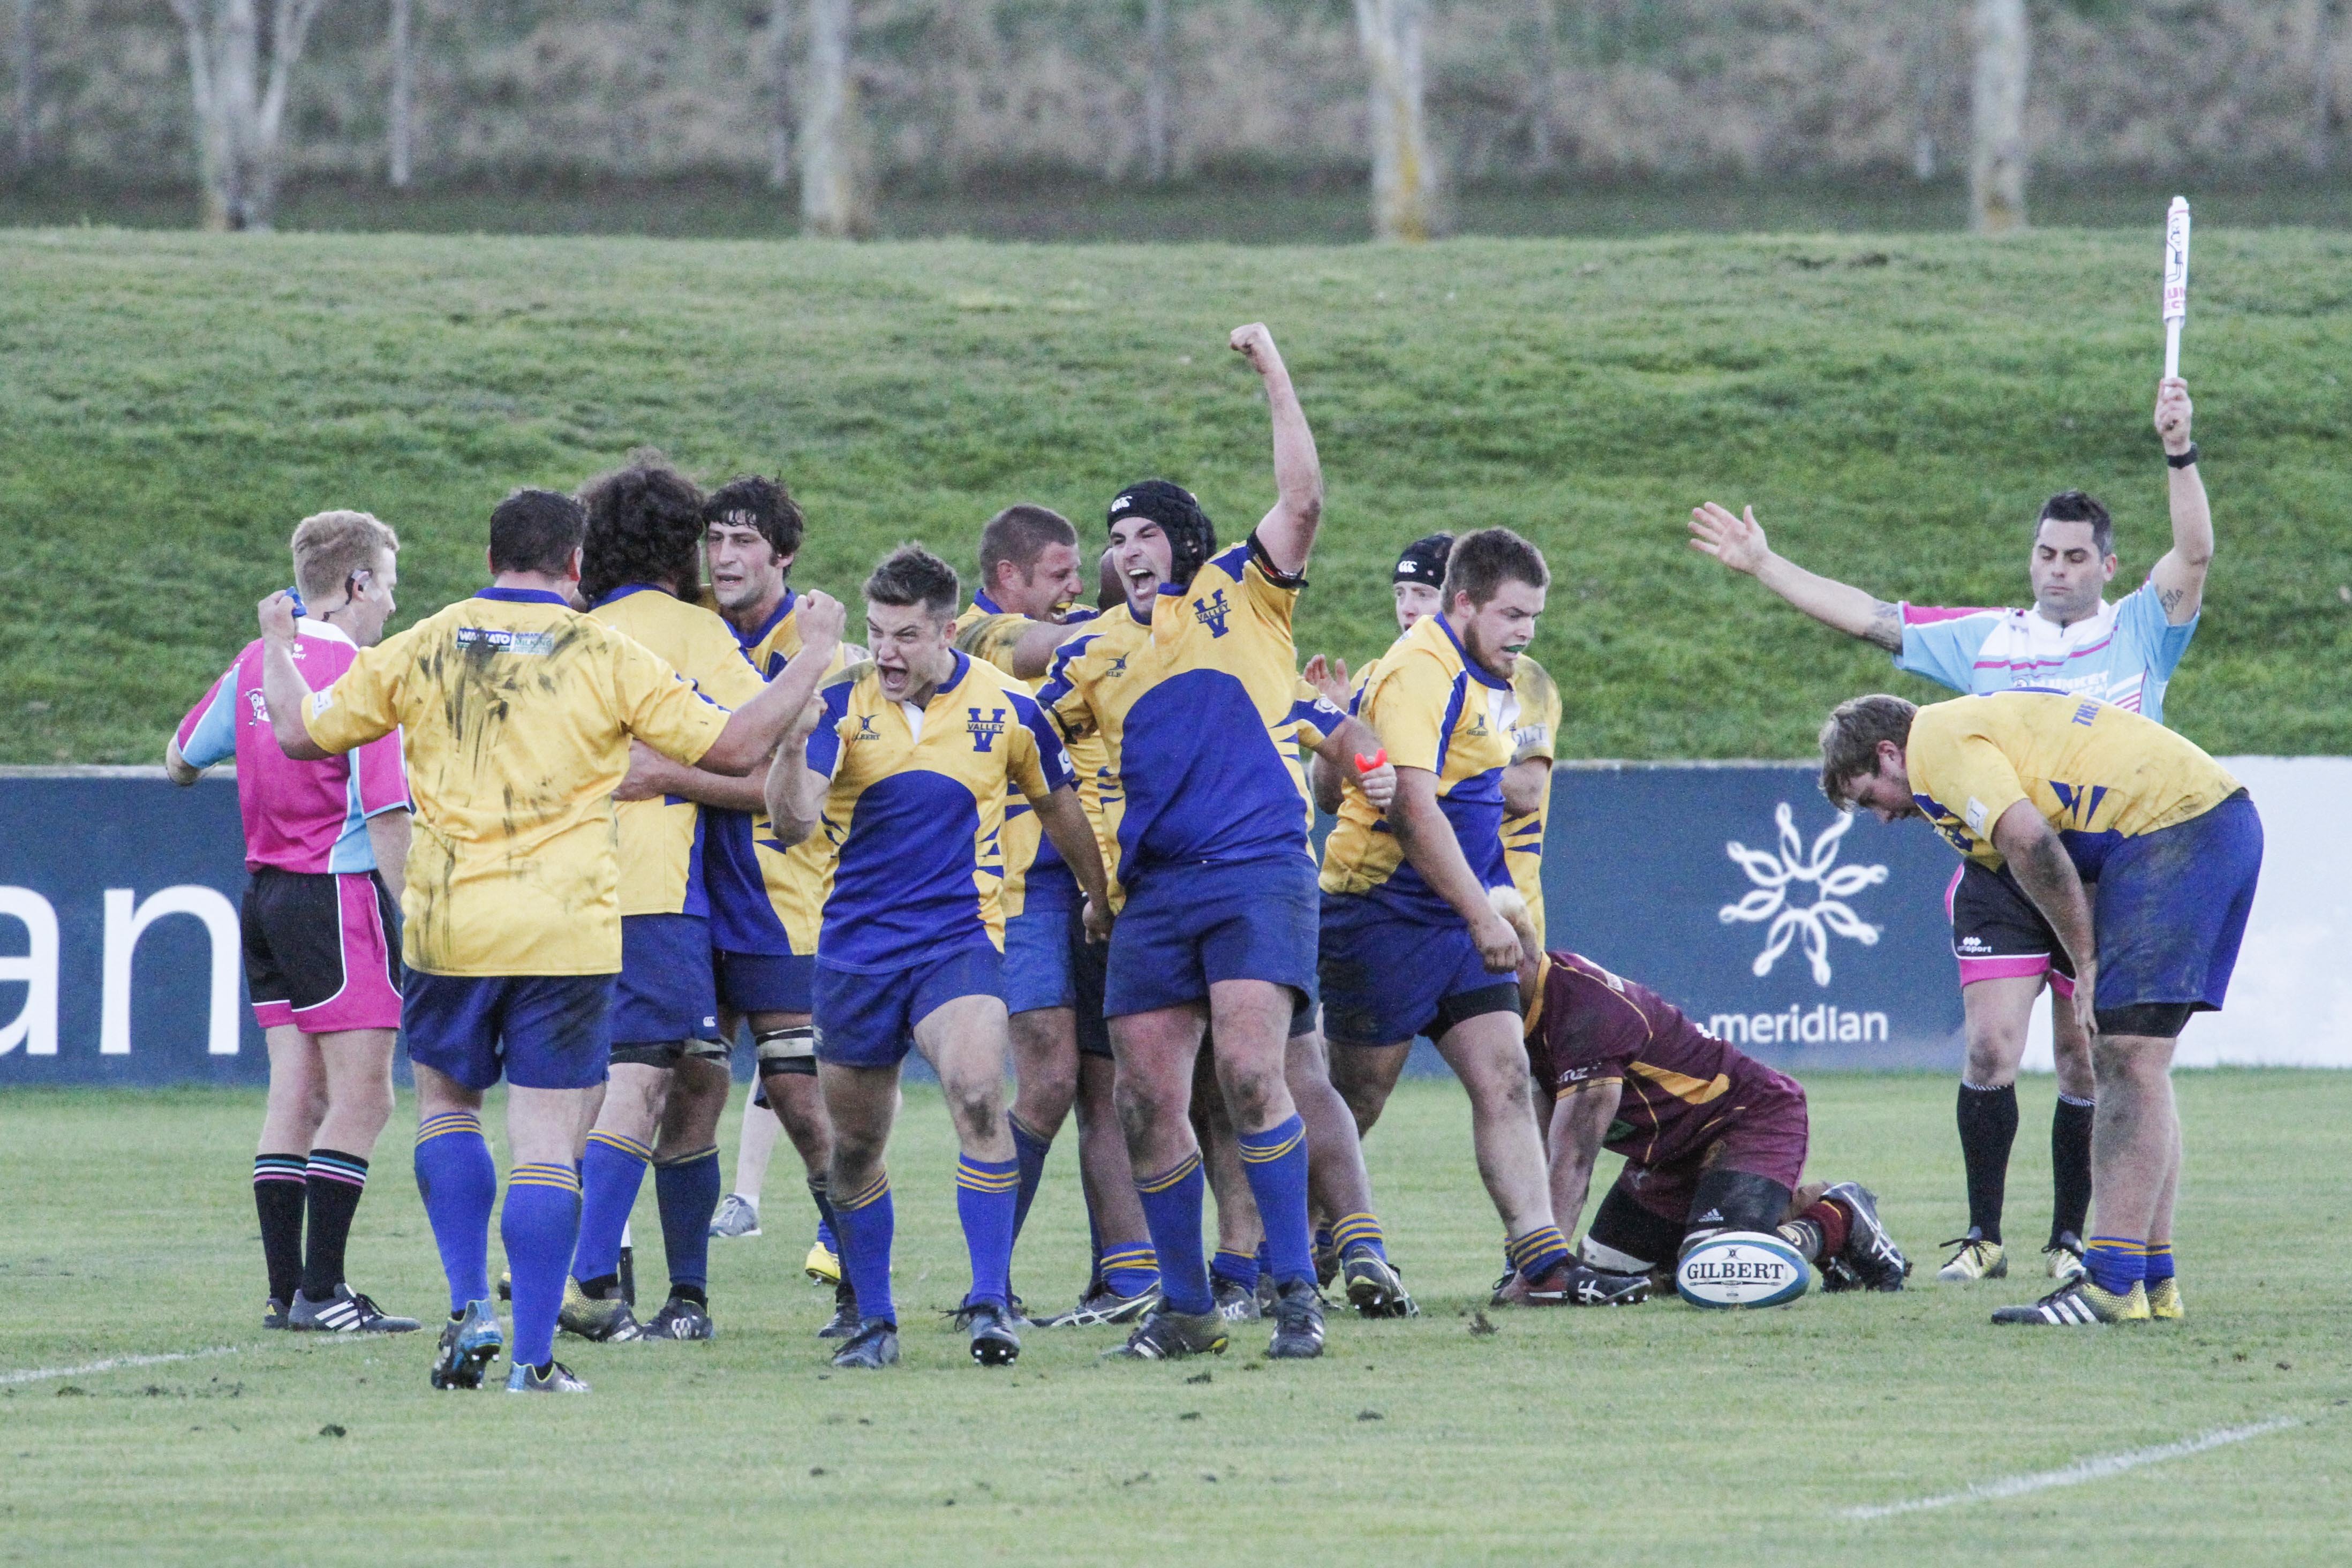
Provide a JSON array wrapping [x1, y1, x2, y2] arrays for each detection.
[[1675, 1230, 1810, 1309]]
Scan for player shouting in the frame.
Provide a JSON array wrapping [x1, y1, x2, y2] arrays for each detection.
[[1822, 691, 2260, 1325], [763, 546, 1111, 1369], [1316, 529, 1578, 1307], [168, 509, 418, 1336], [260, 487, 842, 1393], [1691, 375, 2213, 1286]]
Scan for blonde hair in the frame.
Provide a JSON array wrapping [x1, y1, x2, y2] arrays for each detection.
[[290, 510, 399, 604]]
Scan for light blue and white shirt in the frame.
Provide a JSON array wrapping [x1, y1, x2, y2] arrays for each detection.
[[1895, 579, 2197, 724]]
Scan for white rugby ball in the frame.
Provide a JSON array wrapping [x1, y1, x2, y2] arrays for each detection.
[[1675, 1230, 1811, 1310]]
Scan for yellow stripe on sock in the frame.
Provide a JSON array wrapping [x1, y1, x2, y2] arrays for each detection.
[[586, 1130, 653, 1162], [838, 1171, 892, 1211], [1238, 1128, 1305, 1164], [1135, 1152, 1202, 1194]]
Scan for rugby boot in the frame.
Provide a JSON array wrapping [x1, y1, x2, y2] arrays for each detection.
[[642, 1294, 717, 1341], [708, 1193, 761, 1240], [262, 1296, 291, 1331], [2044, 1231, 2087, 1285], [504, 1359, 590, 1393], [428, 1299, 503, 1390], [1107, 1306, 1230, 1361], [831, 1320, 901, 1369], [805, 1220, 841, 1284], [1045, 1282, 1162, 1328], [1936, 1230, 2008, 1283], [1341, 1253, 1420, 1319], [1825, 1182, 1909, 1291], [1492, 1260, 1576, 1307], [2144, 1276, 2184, 1321], [956, 1300, 1022, 1367], [1211, 1278, 1262, 1323], [1558, 1263, 1652, 1306], [1265, 1279, 1328, 1360], [288, 1284, 421, 1334], [1992, 1278, 2150, 1326], [559, 1276, 644, 1343], [817, 1279, 861, 1340]]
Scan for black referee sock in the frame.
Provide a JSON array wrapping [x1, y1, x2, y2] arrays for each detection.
[[1955, 1082, 2018, 1245], [2049, 1095, 2095, 1245], [299, 1149, 370, 1302], [253, 1154, 308, 1306]]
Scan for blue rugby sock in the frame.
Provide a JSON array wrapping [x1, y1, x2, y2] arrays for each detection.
[[1506, 1224, 1572, 1281], [955, 1154, 1021, 1310], [1237, 1115, 1314, 1287], [2143, 1241, 2175, 1283], [1209, 1247, 1258, 1293], [571, 1130, 651, 1290], [1331, 1210, 1388, 1263], [1008, 1114, 1052, 1242], [502, 1162, 583, 1368], [1102, 1242, 1160, 1297], [413, 1112, 495, 1314], [833, 1170, 896, 1325], [1135, 1151, 1212, 1316], [654, 1145, 721, 1296], [2085, 1235, 2147, 1296]]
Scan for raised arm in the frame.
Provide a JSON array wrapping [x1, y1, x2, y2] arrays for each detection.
[[1688, 503, 1904, 653], [1990, 801, 2099, 1037], [2147, 378, 2211, 625], [1232, 323, 1323, 576], [255, 592, 333, 761], [696, 593, 846, 775]]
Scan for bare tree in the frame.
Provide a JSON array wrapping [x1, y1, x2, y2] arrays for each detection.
[[164, 0, 335, 231], [1142, 0, 1172, 183], [766, 0, 793, 190], [801, 0, 866, 236], [2312, 0, 2339, 174], [1526, 0, 1556, 170], [11, 0, 34, 170], [1911, 4, 1940, 181], [387, 0, 411, 187], [1970, 0, 2027, 233], [1354, 0, 1438, 242]]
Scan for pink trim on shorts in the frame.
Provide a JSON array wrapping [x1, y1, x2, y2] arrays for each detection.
[[290, 873, 403, 1034], [2045, 969, 2076, 1000], [252, 1000, 297, 1029], [1943, 863, 1965, 921], [1956, 953, 2054, 987]]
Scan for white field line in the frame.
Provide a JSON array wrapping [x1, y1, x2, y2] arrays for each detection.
[[1841, 1416, 2305, 1521], [0, 1346, 239, 1388]]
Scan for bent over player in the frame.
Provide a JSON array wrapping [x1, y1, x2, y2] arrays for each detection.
[[1822, 690, 2261, 1325], [1693, 376, 2213, 1286], [262, 487, 841, 1393], [170, 509, 417, 1336]]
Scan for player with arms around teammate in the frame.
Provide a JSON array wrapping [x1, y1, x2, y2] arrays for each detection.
[[1822, 691, 2260, 1325], [169, 509, 418, 1336], [559, 457, 771, 1344], [1691, 378, 2213, 1286], [1317, 529, 1577, 1305], [764, 546, 1112, 1369], [260, 487, 841, 1392]]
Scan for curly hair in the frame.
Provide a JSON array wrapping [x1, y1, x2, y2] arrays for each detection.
[[578, 452, 707, 606]]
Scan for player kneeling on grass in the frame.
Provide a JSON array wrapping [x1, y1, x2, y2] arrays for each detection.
[[1498, 903, 1910, 1303], [1822, 690, 2262, 1325], [764, 546, 1113, 1370]]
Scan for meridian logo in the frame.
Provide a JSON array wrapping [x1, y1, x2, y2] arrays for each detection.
[[1719, 803, 1888, 986]]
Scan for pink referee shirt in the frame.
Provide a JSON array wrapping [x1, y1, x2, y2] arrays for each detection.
[[175, 619, 410, 873]]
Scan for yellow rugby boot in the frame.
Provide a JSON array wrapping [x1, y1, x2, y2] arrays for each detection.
[[1936, 1231, 2007, 1283], [2144, 1276, 2184, 1321], [1992, 1278, 2149, 1325]]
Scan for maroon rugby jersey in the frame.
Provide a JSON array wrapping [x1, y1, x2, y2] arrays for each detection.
[[1522, 951, 1799, 1170]]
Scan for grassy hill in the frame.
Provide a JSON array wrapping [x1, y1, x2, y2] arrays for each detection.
[[2, 225, 2346, 764]]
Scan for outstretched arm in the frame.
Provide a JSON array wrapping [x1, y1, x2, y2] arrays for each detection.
[[1233, 323, 1323, 576], [696, 593, 846, 775], [615, 740, 769, 809], [1688, 503, 1904, 653], [2147, 378, 2212, 625], [1991, 801, 2099, 1037]]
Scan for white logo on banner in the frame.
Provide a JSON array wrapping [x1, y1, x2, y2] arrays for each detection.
[[1718, 803, 1889, 986]]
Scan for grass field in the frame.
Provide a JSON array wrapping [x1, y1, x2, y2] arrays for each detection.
[[4, 1073, 2348, 1566], [3, 224, 2348, 765]]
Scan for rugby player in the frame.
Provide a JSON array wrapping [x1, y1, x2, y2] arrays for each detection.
[[169, 509, 417, 1335], [260, 487, 843, 1392], [558, 458, 764, 1344], [1317, 529, 1577, 1305], [1691, 376, 2213, 1285], [763, 545, 1112, 1369], [1039, 322, 1390, 1361], [1499, 906, 1912, 1302], [1822, 690, 2261, 1325]]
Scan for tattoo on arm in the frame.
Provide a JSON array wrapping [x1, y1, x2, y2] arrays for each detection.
[[2159, 585, 2186, 616], [1864, 599, 1902, 653]]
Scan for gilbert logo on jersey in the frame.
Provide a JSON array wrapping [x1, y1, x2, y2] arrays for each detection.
[[967, 706, 1008, 752], [1192, 589, 1233, 638]]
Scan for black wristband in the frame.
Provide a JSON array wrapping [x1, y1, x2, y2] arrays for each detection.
[[2166, 443, 2199, 469]]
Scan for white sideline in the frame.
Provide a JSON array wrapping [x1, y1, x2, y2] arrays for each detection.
[[1841, 1416, 2304, 1520], [0, 1346, 239, 1387]]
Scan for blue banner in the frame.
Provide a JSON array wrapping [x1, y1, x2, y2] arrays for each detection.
[[0, 765, 1966, 1087]]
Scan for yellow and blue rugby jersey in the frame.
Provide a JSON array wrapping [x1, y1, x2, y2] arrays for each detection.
[[804, 650, 1075, 973], [1319, 612, 1519, 921], [1503, 654, 1563, 947], [1039, 605, 1147, 906], [591, 585, 766, 919], [300, 587, 730, 977], [1045, 537, 1315, 885], [952, 592, 1099, 916], [1904, 691, 2241, 876]]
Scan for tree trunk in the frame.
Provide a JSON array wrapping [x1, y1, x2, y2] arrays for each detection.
[[766, 0, 792, 190], [1142, 0, 1172, 183], [387, 0, 411, 187], [1526, 0, 1555, 171], [1969, 0, 2027, 234], [801, 0, 865, 236], [11, 0, 34, 170], [1354, 0, 1439, 243], [2311, 0, 2336, 174], [169, 0, 332, 231], [1911, 4, 1939, 181]]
